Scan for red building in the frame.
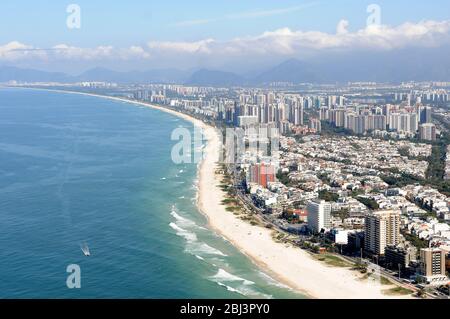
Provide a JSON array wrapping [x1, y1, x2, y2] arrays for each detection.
[[249, 163, 276, 188]]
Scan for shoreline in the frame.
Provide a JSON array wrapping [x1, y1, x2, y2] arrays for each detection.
[[15, 87, 412, 299]]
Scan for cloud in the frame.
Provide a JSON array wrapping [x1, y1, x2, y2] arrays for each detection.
[[120, 46, 151, 59], [147, 39, 215, 54], [1, 20, 450, 65], [225, 3, 319, 20], [51, 44, 114, 60], [0, 41, 46, 60], [0, 42, 152, 61], [172, 2, 319, 27], [149, 20, 450, 58]]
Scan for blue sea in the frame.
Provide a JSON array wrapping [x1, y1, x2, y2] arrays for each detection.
[[0, 88, 302, 299]]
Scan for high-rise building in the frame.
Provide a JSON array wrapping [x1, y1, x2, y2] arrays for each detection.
[[329, 109, 345, 127], [293, 104, 304, 126], [385, 245, 417, 271], [367, 114, 387, 131], [354, 115, 367, 134], [419, 248, 448, 286], [364, 210, 401, 256], [419, 123, 437, 141], [248, 163, 276, 188], [419, 106, 432, 124], [309, 118, 321, 133], [307, 200, 331, 234], [319, 107, 329, 121]]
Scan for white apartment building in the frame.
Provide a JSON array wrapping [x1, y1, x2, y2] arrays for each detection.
[[307, 200, 332, 233]]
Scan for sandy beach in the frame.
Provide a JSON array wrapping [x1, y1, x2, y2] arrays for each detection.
[[28, 88, 412, 299], [196, 124, 414, 299]]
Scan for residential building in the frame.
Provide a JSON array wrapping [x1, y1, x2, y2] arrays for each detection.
[[364, 210, 401, 255], [385, 245, 417, 271], [419, 248, 448, 286], [419, 123, 437, 141], [248, 163, 276, 188], [307, 200, 331, 233]]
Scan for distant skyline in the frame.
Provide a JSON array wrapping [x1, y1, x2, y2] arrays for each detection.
[[1, 0, 450, 74]]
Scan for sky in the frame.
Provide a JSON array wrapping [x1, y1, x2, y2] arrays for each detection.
[[1, 0, 450, 74]]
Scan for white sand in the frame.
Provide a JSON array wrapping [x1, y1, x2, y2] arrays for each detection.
[[30, 88, 412, 299]]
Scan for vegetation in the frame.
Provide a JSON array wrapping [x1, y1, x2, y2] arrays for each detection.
[[321, 121, 356, 137], [356, 196, 379, 210], [402, 231, 429, 250], [221, 198, 238, 205], [398, 147, 410, 157], [426, 144, 446, 181], [332, 208, 350, 221], [380, 173, 422, 188], [379, 276, 393, 285], [317, 172, 331, 184], [315, 254, 353, 268], [276, 170, 291, 186], [353, 261, 368, 274], [318, 190, 339, 202], [384, 286, 414, 296]]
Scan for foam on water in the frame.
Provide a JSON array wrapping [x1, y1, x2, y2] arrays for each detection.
[[169, 221, 226, 257], [169, 222, 197, 242], [212, 271, 273, 299], [211, 268, 254, 285], [170, 206, 207, 230], [216, 282, 245, 296], [258, 271, 293, 290], [192, 243, 227, 257]]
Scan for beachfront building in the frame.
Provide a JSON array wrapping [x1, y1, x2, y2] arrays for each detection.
[[248, 163, 276, 188], [307, 200, 331, 234], [419, 248, 448, 286], [364, 210, 401, 256], [385, 245, 417, 272]]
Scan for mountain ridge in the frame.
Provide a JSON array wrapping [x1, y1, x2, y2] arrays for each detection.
[[2, 54, 450, 86]]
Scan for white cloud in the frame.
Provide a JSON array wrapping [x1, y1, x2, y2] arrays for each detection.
[[147, 39, 215, 54], [120, 46, 151, 59], [225, 3, 319, 20], [1, 20, 450, 64], [148, 20, 450, 59], [0, 42, 152, 61], [51, 44, 114, 60], [0, 41, 46, 61], [171, 3, 319, 28]]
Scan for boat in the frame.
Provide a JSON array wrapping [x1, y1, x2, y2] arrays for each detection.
[[81, 243, 90, 256]]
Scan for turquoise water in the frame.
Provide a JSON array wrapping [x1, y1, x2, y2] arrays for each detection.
[[0, 88, 302, 299]]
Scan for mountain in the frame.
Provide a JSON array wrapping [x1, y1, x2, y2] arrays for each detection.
[[185, 69, 246, 86], [2, 51, 450, 85], [77, 67, 190, 84], [0, 66, 72, 83], [0, 66, 191, 84], [253, 58, 321, 84]]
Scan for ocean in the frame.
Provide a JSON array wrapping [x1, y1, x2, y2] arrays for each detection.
[[0, 88, 302, 299]]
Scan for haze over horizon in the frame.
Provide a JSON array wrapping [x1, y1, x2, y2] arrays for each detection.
[[1, 0, 450, 82]]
